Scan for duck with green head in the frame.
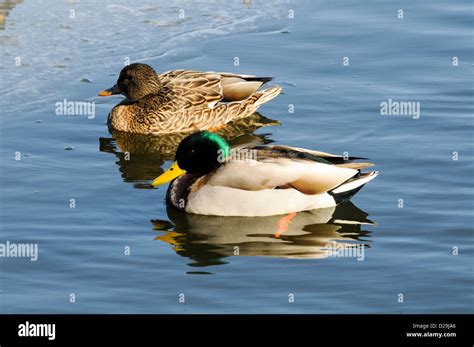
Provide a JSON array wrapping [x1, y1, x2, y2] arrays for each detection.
[[98, 63, 281, 135], [152, 131, 378, 217]]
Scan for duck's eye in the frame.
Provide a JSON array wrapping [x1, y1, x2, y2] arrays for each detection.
[[188, 149, 195, 155]]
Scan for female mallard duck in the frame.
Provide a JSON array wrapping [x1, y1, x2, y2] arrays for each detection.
[[98, 63, 281, 134], [151, 131, 379, 217]]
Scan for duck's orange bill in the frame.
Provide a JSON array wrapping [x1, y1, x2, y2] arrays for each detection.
[[152, 162, 186, 187], [98, 84, 120, 97], [98, 89, 112, 96]]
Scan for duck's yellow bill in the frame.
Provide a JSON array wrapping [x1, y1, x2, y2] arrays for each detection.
[[152, 161, 186, 187]]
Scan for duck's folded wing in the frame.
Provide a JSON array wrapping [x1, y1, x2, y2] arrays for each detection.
[[161, 69, 273, 104], [216, 72, 273, 101], [254, 145, 368, 163], [160, 70, 224, 108], [206, 149, 363, 194]]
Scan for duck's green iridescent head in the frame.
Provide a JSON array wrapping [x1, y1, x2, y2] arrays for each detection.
[[152, 131, 230, 187]]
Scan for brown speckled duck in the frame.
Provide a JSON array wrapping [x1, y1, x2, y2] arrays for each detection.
[[98, 63, 281, 135]]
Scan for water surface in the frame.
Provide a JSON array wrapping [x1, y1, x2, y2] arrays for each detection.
[[0, 0, 472, 313]]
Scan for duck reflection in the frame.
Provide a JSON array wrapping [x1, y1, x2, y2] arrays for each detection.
[[151, 201, 375, 269], [0, 0, 22, 30], [99, 112, 279, 188]]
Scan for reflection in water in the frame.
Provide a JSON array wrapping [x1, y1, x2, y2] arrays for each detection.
[[0, 0, 22, 30], [99, 113, 279, 188], [151, 202, 375, 269]]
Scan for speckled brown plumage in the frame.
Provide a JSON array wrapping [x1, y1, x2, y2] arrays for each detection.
[[101, 64, 282, 135], [108, 112, 279, 160]]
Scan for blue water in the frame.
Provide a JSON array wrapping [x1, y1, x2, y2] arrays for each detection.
[[0, 0, 473, 313]]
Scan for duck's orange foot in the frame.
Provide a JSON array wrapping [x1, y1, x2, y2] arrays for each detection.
[[274, 212, 297, 238], [208, 124, 226, 132]]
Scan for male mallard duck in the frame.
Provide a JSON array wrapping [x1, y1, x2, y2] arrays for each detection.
[[151, 131, 379, 217], [98, 63, 281, 134]]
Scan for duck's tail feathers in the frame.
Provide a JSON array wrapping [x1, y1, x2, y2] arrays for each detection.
[[252, 85, 282, 107], [329, 171, 379, 204], [243, 76, 274, 84]]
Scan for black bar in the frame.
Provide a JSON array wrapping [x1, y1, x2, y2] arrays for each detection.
[[0, 314, 471, 345]]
